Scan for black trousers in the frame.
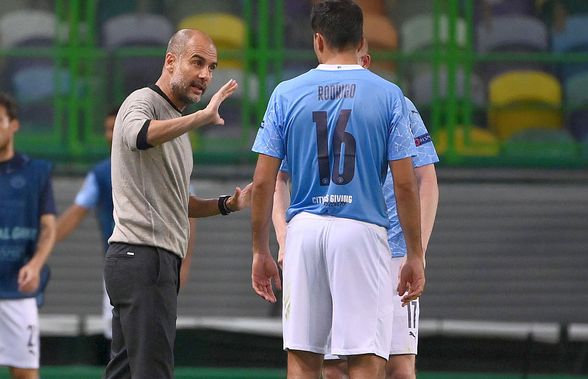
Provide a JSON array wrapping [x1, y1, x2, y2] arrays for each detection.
[[103, 242, 181, 379]]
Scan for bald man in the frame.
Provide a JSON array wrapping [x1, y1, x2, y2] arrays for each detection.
[[104, 29, 250, 379]]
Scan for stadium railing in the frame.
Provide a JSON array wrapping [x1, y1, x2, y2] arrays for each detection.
[[1, 0, 588, 168]]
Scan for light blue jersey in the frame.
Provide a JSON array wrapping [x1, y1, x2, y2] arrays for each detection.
[[253, 65, 416, 228], [384, 97, 439, 257], [279, 97, 439, 257]]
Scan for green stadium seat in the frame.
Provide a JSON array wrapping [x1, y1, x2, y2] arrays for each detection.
[[564, 71, 588, 110], [563, 70, 588, 140], [502, 128, 577, 160]]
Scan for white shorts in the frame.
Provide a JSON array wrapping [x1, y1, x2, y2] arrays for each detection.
[[325, 256, 419, 360], [389, 256, 419, 356], [0, 298, 40, 369], [282, 212, 394, 359]]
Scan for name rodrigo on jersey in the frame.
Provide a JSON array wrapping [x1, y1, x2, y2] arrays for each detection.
[[317, 84, 356, 101]]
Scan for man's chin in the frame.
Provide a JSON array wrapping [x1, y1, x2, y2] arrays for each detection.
[[187, 93, 202, 104]]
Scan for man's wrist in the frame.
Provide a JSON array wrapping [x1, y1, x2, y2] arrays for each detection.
[[218, 195, 233, 215], [25, 257, 43, 271]]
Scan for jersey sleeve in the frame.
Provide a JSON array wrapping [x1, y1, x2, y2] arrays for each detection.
[[74, 172, 100, 209], [251, 89, 286, 159], [279, 156, 289, 173], [39, 168, 56, 216], [405, 97, 440, 168], [120, 96, 155, 151], [387, 91, 417, 161]]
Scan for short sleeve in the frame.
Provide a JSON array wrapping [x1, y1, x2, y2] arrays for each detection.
[[251, 89, 286, 159], [387, 92, 417, 161], [279, 156, 289, 173], [405, 97, 439, 168], [74, 172, 100, 209], [120, 97, 155, 151], [39, 168, 56, 216]]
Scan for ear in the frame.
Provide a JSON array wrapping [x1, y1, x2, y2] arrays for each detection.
[[314, 32, 325, 53], [164, 52, 176, 73], [11, 119, 20, 132], [361, 54, 371, 69]]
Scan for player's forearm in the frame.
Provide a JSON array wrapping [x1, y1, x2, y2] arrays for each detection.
[[395, 182, 423, 259], [188, 196, 223, 217], [252, 183, 275, 255], [146, 110, 215, 146], [56, 205, 89, 242], [252, 154, 281, 255], [391, 158, 424, 261], [180, 219, 197, 288], [271, 173, 290, 249], [415, 165, 439, 253], [29, 214, 57, 269]]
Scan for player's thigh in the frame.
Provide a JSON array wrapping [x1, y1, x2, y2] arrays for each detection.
[[390, 258, 419, 357], [282, 213, 332, 354], [328, 218, 394, 359], [0, 298, 39, 370]]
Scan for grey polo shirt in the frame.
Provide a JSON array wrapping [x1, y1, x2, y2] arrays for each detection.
[[109, 85, 193, 258]]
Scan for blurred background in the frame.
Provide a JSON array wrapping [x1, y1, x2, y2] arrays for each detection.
[[1, 0, 587, 378]]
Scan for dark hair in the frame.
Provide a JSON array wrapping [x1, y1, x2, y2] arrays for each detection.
[[311, 0, 363, 50], [0, 93, 18, 120]]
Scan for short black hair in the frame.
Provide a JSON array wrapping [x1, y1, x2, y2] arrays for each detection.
[[0, 93, 18, 120], [311, 0, 363, 50]]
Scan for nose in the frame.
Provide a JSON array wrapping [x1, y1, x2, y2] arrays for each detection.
[[198, 67, 212, 81]]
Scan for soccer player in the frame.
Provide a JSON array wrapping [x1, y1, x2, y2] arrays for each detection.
[[0, 93, 57, 379], [55, 108, 198, 343], [55, 108, 118, 342], [273, 42, 439, 379], [250, 1, 425, 378], [104, 29, 250, 379]]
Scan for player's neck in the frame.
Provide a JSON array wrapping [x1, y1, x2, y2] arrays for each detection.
[[318, 51, 360, 66], [155, 78, 187, 112], [0, 143, 14, 163]]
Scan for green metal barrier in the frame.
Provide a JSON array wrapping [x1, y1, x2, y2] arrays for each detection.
[[1, 0, 587, 168]]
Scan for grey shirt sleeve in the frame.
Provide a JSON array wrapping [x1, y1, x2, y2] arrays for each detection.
[[120, 97, 155, 151]]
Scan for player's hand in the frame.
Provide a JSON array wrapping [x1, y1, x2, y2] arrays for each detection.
[[18, 263, 41, 294], [227, 182, 252, 211], [202, 79, 238, 126], [397, 255, 425, 306], [252, 252, 281, 303]]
